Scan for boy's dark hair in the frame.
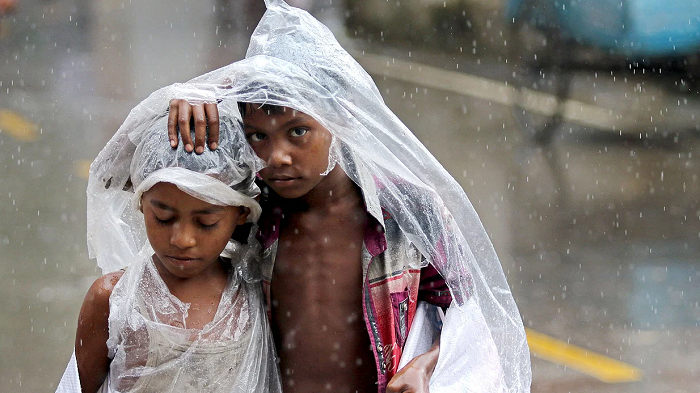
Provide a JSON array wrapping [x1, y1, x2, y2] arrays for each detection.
[[238, 102, 287, 118]]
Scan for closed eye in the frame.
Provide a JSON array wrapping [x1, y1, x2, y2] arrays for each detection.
[[155, 216, 174, 225], [198, 220, 219, 230]]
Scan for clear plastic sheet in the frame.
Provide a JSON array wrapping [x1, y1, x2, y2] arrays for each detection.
[[101, 244, 280, 393], [132, 167, 261, 225]]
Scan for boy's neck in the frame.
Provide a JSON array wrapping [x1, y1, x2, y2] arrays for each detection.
[[288, 166, 362, 212]]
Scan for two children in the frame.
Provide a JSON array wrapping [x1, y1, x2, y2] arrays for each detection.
[[166, 1, 531, 392], [59, 1, 531, 392]]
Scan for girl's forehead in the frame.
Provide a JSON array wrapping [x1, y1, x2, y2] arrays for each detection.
[[144, 183, 231, 212]]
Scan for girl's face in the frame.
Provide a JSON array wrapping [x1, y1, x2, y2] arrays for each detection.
[[141, 182, 248, 279]]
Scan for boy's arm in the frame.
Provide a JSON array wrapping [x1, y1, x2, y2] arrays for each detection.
[[75, 271, 123, 393], [387, 337, 440, 393], [167, 99, 220, 154], [387, 264, 451, 392]]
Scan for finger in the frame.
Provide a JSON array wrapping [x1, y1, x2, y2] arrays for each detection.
[[178, 101, 194, 152], [385, 385, 403, 393], [204, 103, 219, 150], [168, 99, 180, 148], [192, 104, 207, 154], [386, 382, 400, 393]]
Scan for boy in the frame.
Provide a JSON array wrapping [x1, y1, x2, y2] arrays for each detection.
[[241, 103, 449, 392], [169, 1, 531, 392]]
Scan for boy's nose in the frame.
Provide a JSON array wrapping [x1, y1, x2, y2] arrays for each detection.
[[267, 143, 293, 167], [170, 223, 196, 249]]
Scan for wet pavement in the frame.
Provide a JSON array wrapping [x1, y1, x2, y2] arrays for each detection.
[[1, 0, 699, 392]]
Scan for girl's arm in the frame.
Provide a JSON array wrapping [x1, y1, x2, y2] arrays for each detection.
[[75, 271, 123, 393]]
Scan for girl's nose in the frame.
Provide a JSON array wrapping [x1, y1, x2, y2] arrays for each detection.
[[170, 223, 196, 249]]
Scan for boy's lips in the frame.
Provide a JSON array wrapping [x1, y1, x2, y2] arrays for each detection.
[[268, 176, 301, 185]]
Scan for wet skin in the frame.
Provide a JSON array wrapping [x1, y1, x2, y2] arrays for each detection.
[[75, 183, 248, 393], [244, 107, 378, 392]]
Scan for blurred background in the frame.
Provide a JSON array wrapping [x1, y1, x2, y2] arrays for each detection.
[[1, 0, 699, 391]]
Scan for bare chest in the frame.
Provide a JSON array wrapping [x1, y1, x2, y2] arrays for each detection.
[[269, 209, 377, 391], [272, 210, 366, 285]]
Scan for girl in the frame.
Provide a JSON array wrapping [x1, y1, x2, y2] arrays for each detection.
[[59, 95, 280, 393]]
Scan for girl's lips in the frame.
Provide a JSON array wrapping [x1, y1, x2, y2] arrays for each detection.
[[165, 256, 199, 267], [168, 254, 198, 260]]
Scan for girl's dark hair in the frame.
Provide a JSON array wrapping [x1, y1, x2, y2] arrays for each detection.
[[231, 222, 253, 244]]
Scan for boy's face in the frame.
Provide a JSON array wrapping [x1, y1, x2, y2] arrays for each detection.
[[141, 182, 248, 278], [243, 106, 333, 199]]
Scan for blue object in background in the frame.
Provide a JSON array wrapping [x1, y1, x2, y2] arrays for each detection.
[[507, 0, 700, 59]]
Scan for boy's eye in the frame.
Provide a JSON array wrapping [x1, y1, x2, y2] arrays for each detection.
[[290, 127, 308, 137], [247, 132, 267, 142]]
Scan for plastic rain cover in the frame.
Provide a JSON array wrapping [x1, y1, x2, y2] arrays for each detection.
[[56, 97, 281, 392], [58, 1, 531, 391]]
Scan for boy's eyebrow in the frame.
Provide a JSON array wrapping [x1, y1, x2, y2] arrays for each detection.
[[243, 113, 313, 132], [279, 116, 310, 130], [243, 123, 263, 132]]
